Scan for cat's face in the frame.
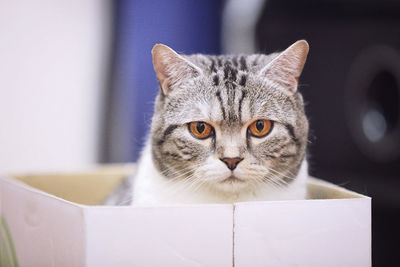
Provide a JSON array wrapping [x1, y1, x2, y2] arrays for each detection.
[[150, 41, 309, 194]]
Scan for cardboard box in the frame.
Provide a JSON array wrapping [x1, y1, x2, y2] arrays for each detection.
[[0, 164, 371, 267]]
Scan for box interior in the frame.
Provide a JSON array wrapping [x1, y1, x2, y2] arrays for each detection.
[[12, 164, 365, 205], [14, 164, 135, 205]]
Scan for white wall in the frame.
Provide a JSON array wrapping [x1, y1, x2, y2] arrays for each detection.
[[0, 0, 111, 172], [222, 0, 266, 54]]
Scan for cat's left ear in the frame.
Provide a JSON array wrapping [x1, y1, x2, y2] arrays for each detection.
[[260, 40, 309, 94], [152, 44, 202, 95]]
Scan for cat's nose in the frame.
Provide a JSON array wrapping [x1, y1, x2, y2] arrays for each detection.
[[220, 157, 243, 170]]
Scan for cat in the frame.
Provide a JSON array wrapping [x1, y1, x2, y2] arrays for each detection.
[[106, 40, 310, 205]]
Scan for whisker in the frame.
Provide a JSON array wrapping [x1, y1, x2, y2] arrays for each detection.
[[267, 167, 296, 181]]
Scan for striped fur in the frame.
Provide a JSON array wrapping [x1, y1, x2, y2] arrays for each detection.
[[128, 41, 310, 204]]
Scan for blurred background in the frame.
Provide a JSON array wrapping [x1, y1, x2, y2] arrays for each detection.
[[0, 0, 399, 265]]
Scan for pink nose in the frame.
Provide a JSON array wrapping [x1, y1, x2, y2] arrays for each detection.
[[220, 157, 243, 170]]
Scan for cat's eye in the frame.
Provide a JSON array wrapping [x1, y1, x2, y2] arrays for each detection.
[[248, 119, 273, 138], [188, 121, 214, 139]]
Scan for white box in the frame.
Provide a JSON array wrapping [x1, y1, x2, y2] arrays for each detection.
[[234, 178, 371, 267], [0, 165, 371, 267]]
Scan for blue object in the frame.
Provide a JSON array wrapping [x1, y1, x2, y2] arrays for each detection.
[[108, 0, 223, 162]]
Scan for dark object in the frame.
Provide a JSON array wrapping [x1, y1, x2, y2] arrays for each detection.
[[256, 1, 400, 266]]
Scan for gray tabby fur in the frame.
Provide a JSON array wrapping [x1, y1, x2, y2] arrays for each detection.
[[105, 40, 310, 205]]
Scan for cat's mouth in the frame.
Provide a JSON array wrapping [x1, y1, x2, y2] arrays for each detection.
[[221, 175, 245, 183]]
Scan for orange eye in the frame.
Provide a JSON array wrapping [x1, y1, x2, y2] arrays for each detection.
[[188, 121, 214, 139], [248, 119, 273, 137]]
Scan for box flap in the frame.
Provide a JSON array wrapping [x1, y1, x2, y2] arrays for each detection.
[[234, 197, 371, 267], [307, 177, 369, 199], [0, 176, 86, 267], [84, 205, 233, 267]]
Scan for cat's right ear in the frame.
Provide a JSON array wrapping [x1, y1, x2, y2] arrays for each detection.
[[259, 40, 309, 95], [152, 44, 202, 95]]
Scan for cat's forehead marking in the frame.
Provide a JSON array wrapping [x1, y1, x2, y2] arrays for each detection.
[[215, 90, 226, 120], [201, 55, 254, 127], [184, 53, 290, 126], [213, 75, 219, 86]]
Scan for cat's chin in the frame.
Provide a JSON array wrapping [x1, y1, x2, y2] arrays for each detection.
[[220, 175, 245, 184], [212, 175, 251, 193]]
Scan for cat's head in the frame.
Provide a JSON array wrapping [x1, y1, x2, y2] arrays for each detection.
[[150, 41, 309, 194]]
